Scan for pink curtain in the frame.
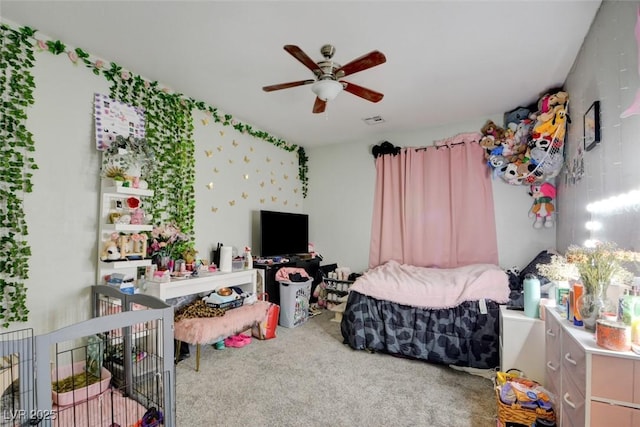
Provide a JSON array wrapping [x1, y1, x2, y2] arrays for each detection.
[[369, 132, 498, 269]]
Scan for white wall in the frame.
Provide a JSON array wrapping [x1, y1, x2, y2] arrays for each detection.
[[306, 117, 556, 274], [192, 109, 302, 261], [7, 24, 302, 334], [558, 0, 640, 253]]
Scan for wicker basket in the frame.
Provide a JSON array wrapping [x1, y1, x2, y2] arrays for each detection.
[[495, 387, 555, 425]]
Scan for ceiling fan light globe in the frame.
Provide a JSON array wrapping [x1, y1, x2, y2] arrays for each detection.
[[311, 80, 342, 101]]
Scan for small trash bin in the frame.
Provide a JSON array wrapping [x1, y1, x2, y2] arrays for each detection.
[[278, 278, 312, 328]]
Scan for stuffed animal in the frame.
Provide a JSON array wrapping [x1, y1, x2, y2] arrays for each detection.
[[480, 135, 500, 159], [487, 154, 507, 179], [514, 119, 534, 147], [529, 132, 553, 151], [529, 182, 556, 229], [501, 161, 538, 185], [501, 135, 528, 163], [504, 106, 532, 130], [100, 239, 121, 261], [536, 91, 569, 124], [481, 120, 506, 142], [129, 208, 145, 225], [534, 105, 568, 138]]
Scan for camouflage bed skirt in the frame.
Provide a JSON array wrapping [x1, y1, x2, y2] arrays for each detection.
[[340, 291, 501, 369]]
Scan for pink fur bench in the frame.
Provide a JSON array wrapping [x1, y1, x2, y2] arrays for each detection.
[[174, 300, 272, 371]]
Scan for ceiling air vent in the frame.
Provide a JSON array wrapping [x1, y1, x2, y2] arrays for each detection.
[[363, 115, 385, 125]]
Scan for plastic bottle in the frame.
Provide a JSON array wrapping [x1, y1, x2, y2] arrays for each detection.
[[523, 274, 541, 318]]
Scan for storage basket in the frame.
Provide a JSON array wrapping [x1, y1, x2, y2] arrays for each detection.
[[495, 387, 555, 425], [278, 278, 312, 328]]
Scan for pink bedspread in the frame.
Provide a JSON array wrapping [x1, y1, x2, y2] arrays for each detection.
[[350, 260, 509, 309]]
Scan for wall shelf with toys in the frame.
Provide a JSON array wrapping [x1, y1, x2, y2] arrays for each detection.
[[97, 179, 154, 291]]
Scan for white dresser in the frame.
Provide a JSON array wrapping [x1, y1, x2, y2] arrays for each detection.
[[545, 308, 640, 426]]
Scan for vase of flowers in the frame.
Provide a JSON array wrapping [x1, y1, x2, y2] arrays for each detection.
[[566, 242, 639, 329], [565, 242, 637, 297], [577, 285, 617, 331], [147, 223, 190, 270]]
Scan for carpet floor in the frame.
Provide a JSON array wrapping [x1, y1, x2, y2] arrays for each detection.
[[175, 310, 498, 426]]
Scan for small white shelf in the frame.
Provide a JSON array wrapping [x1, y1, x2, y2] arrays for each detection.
[[102, 185, 154, 197], [103, 224, 153, 232], [101, 259, 152, 269]]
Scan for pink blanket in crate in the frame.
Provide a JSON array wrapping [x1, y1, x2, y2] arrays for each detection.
[[350, 260, 509, 309]]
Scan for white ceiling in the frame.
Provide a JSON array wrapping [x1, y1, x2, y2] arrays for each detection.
[[1, 0, 601, 147]]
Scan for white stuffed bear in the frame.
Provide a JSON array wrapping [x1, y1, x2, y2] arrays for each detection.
[[100, 240, 121, 261]]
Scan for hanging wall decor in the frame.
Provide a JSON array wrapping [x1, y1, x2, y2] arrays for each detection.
[[94, 93, 146, 151], [584, 100, 601, 152]]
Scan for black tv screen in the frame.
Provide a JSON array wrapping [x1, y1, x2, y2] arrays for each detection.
[[260, 210, 309, 257]]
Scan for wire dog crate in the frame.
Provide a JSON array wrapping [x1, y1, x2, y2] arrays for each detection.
[[1, 286, 175, 426]]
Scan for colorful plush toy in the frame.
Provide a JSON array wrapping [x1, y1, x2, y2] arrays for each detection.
[[529, 182, 556, 229], [504, 106, 533, 130], [534, 105, 568, 138], [480, 135, 501, 160], [481, 120, 506, 142]]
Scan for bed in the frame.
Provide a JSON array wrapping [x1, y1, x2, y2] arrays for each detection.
[[340, 260, 510, 369]]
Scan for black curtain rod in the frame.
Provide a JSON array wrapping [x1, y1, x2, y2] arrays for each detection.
[[416, 140, 470, 151]]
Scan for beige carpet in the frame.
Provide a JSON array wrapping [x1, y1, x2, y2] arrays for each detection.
[[175, 310, 498, 426]]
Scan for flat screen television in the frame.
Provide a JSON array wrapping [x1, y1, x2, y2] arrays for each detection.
[[259, 210, 309, 257]]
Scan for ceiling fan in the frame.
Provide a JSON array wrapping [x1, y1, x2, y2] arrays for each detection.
[[262, 44, 386, 114]]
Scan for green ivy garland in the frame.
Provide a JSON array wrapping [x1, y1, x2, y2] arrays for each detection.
[[0, 22, 311, 326], [105, 71, 196, 249], [30, 29, 309, 198], [0, 24, 37, 327]]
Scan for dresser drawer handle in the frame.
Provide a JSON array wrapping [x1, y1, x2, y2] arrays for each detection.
[[546, 328, 555, 337], [546, 361, 557, 371], [564, 352, 577, 365], [563, 392, 576, 409]]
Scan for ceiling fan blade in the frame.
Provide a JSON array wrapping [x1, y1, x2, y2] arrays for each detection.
[[342, 81, 384, 103], [262, 79, 315, 92], [336, 50, 386, 78], [284, 45, 321, 75], [313, 97, 327, 114]]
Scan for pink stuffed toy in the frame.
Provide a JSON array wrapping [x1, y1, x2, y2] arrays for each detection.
[[529, 182, 556, 229], [129, 208, 145, 225]]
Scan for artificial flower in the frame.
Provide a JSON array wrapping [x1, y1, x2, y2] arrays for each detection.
[[67, 50, 78, 63], [565, 241, 639, 295], [536, 254, 579, 282], [126, 197, 140, 209], [146, 223, 189, 259]]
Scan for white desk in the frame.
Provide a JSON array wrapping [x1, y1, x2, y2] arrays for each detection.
[[141, 269, 257, 301]]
